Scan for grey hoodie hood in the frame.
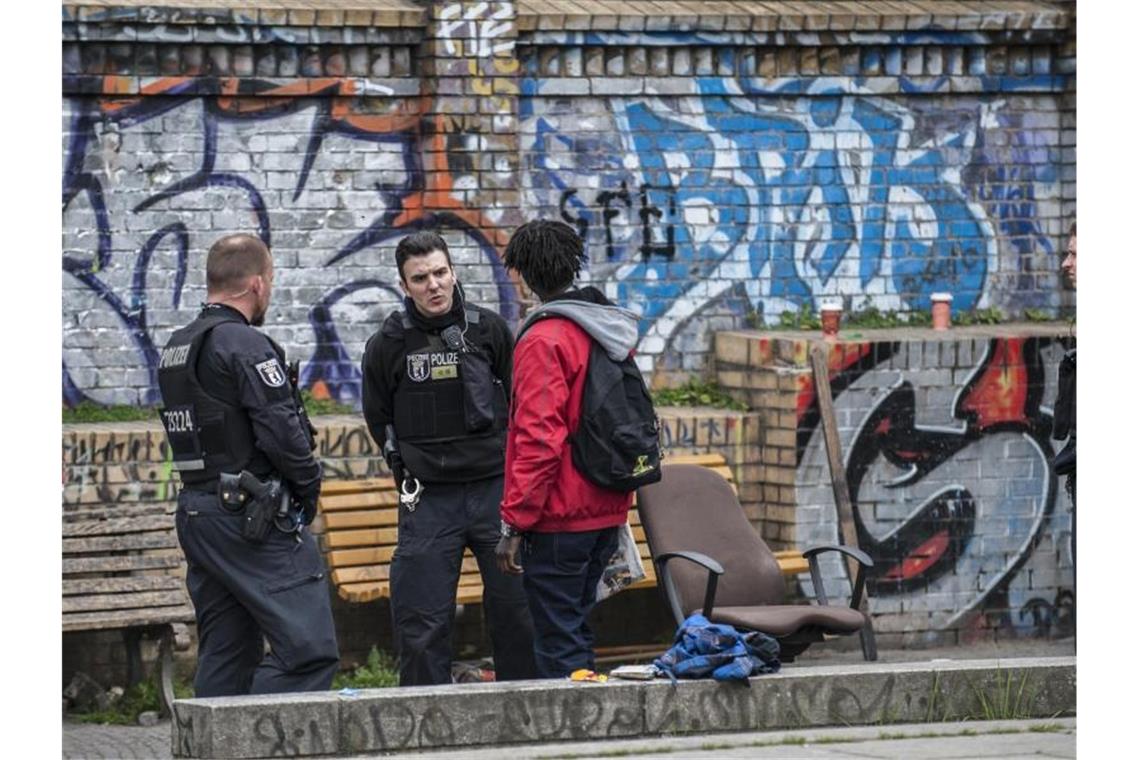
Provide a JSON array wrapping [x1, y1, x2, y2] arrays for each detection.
[[520, 299, 640, 361]]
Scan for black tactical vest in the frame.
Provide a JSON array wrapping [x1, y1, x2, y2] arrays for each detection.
[[390, 307, 492, 442], [156, 308, 264, 486]]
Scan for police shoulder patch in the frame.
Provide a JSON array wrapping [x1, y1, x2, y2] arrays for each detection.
[[254, 358, 286, 387]]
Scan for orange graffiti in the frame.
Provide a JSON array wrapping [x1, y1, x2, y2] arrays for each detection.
[[959, 338, 1030, 429]]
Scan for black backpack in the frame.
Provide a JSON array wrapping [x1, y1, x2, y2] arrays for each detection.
[[519, 316, 662, 492]]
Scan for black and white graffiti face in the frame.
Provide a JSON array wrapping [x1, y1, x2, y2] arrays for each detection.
[[795, 338, 1073, 637]]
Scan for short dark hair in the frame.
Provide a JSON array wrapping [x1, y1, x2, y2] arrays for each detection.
[[503, 219, 586, 298], [395, 231, 452, 280], [206, 234, 270, 292], [1069, 220, 1076, 237]]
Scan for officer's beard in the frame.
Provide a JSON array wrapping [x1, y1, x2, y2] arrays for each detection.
[[251, 309, 266, 327]]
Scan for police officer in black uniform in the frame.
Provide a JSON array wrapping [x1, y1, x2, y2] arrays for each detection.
[[157, 233, 339, 697], [361, 230, 535, 686]]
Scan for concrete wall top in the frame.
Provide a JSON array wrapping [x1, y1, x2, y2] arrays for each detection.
[[63, 1, 1073, 33]]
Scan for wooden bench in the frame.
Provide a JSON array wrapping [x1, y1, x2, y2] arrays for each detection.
[[63, 503, 194, 715], [312, 453, 809, 605]]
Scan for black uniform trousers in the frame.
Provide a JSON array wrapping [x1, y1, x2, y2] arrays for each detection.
[[389, 475, 536, 685], [521, 527, 619, 678], [175, 489, 340, 697]]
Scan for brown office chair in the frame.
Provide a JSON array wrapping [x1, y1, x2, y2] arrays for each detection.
[[637, 463, 876, 661]]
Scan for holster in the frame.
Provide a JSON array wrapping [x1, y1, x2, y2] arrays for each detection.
[[219, 471, 289, 544]]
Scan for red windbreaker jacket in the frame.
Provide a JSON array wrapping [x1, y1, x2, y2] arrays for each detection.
[[500, 316, 633, 533]]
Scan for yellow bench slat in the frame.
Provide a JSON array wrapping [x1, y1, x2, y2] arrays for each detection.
[[325, 527, 399, 549], [320, 478, 395, 496], [323, 509, 400, 530], [664, 453, 731, 467], [320, 490, 399, 511]]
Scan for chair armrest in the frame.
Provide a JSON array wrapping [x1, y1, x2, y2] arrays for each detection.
[[655, 551, 724, 626], [803, 544, 873, 567], [801, 544, 874, 610]]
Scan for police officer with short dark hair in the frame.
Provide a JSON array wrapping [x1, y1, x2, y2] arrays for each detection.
[[158, 233, 339, 697], [361, 230, 536, 686]]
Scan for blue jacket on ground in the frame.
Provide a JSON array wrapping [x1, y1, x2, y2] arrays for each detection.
[[654, 614, 781, 682]]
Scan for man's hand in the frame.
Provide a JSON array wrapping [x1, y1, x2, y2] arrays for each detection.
[[495, 535, 523, 575], [295, 493, 319, 525]]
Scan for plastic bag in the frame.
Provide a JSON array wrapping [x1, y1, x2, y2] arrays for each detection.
[[595, 522, 647, 602]]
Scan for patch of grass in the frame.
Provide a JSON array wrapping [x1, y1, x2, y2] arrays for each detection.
[[1023, 308, 1054, 322], [72, 679, 193, 725], [299, 389, 356, 416], [1028, 723, 1065, 733], [62, 402, 159, 424], [777, 303, 822, 330], [775, 302, 935, 332], [968, 669, 1036, 721], [651, 379, 749, 412], [63, 390, 355, 424], [331, 646, 399, 690], [953, 306, 1005, 326]]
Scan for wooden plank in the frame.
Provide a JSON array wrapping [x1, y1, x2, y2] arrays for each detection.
[[339, 583, 387, 603], [810, 346, 862, 571], [323, 509, 400, 530], [62, 532, 178, 555], [324, 527, 399, 549], [319, 490, 399, 511], [332, 565, 391, 585], [62, 515, 176, 538], [63, 607, 194, 633], [63, 554, 182, 575], [319, 478, 395, 496], [773, 550, 810, 575], [331, 555, 481, 585], [62, 502, 176, 523], [810, 343, 873, 646], [664, 452, 733, 470], [63, 590, 189, 614], [327, 546, 396, 568], [63, 576, 185, 597]]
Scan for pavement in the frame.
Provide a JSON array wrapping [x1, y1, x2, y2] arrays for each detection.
[[62, 637, 1076, 760], [62, 717, 1076, 759]]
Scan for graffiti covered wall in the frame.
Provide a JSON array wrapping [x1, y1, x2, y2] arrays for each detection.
[[62, 2, 521, 407], [520, 28, 1075, 377], [715, 327, 1075, 645], [62, 2, 1075, 403]]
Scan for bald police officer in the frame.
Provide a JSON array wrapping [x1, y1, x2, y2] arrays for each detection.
[[157, 233, 339, 697]]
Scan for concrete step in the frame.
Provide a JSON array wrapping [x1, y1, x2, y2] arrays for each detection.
[[172, 656, 1075, 758]]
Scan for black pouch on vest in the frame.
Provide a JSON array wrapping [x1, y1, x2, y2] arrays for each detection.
[[459, 349, 499, 433]]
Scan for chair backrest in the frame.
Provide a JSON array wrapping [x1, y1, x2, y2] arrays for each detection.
[[637, 464, 785, 612]]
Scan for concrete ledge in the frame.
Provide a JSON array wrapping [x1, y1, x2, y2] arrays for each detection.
[[172, 656, 1075, 758]]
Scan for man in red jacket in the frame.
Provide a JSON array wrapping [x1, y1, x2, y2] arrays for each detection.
[[495, 219, 640, 678]]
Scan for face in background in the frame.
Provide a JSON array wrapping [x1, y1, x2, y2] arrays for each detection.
[[400, 249, 455, 317], [250, 260, 274, 327], [1061, 232, 1076, 289]]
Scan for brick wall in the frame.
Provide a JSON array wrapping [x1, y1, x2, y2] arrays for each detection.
[[62, 1, 1076, 405], [716, 323, 1075, 647]]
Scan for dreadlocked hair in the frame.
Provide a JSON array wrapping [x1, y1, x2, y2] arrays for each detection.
[[503, 219, 586, 298]]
